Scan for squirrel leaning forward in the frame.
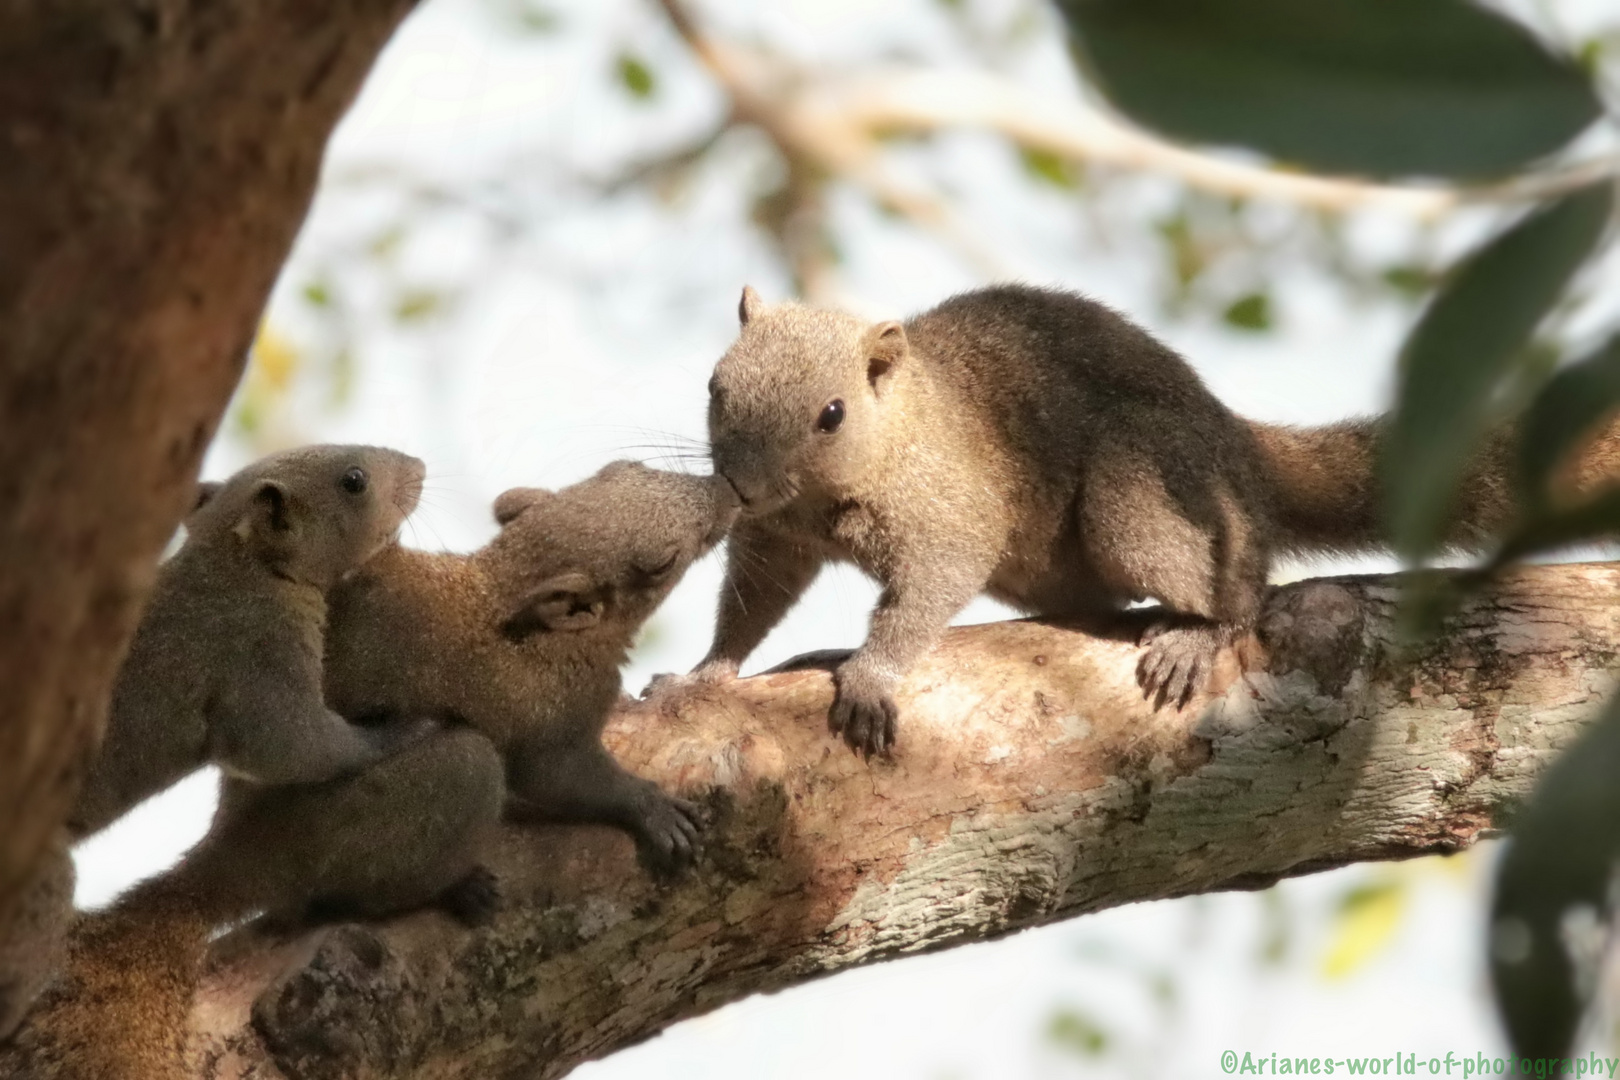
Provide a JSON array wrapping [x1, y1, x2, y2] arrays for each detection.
[[697, 283, 1620, 756], [324, 460, 739, 874]]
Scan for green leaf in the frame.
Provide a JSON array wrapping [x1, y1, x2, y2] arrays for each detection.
[[1046, 1009, 1110, 1057], [515, 2, 560, 33], [1320, 878, 1406, 978], [616, 53, 656, 101], [1490, 692, 1620, 1060], [1054, 0, 1603, 180], [301, 281, 331, 308], [394, 289, 445, 323], [1019, 146, 1080, 189], [1222, 291, 1272, 331], [1381, 265, 1439, 300], [1489, 489, 1620, 567], [1383, 183, 1612, 561], [1518, 330, 1620, 509], [368, 224, 407, 261]]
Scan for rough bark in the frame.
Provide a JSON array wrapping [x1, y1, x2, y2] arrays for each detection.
[[175, 562, 1618, 1079], [0, 0, 417, 932]]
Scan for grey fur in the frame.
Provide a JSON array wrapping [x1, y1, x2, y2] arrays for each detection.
[[68, 445, 430, 839], [701, 284, 1532, 755]]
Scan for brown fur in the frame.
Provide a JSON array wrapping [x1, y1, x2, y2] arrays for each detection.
[[325, 460, 739, 872], [701, 284, 1620, 755], [1, 728, 505, 1078], [69, 445, 429, 840], [0, 835, 73, 1044]]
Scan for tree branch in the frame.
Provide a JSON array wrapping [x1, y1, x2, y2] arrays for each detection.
[[170, 562, 1614, 1078], [652, 0, 1620, 227]]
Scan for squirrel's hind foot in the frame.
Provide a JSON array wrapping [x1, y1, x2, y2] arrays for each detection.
[[1136, 619, 1236, 711]]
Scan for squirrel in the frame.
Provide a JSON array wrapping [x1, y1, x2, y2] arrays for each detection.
[[0, 726, 506, 1079], [323, 460, 739, 874], [68, 444, 432, 840], [696, 283, 1620, 756], [1, 446, 508, 1074]]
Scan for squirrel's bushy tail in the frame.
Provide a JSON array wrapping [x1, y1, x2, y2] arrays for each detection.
[[0, 861, 228, 1080], [1245, 417, 1525, 557]]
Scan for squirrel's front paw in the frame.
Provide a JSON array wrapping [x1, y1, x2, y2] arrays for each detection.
[[829, 666, 899, 758], [630, 786, 704, 876], [1136, 620, 1228, 711], [641, 659, 739, 700]]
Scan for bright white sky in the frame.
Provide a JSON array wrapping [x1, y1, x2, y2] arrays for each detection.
[[71, 0, 1620, 1075]]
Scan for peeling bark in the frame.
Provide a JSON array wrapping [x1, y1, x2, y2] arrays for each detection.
[[174, 563, 1619, 1078], [0, 0, 417, 930]]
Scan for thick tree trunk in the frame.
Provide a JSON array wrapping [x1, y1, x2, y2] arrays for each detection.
[[0, 0, 417, 931], [170, 563, 1617, 1079]]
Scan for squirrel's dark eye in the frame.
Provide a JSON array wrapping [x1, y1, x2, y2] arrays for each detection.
[[816, 399, 845, 434], [340, 467, 369, 495]]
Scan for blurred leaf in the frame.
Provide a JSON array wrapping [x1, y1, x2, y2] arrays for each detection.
[[301, 281, 332, 308], [1055, 0, 1603, 179], [328, 347, 356, 410], [1019, 146, 1081, 189], [1257, 886, 1290, 967], [1383, 183, 1612, 562], [1393, 570, 1478, 645], [616, 53, 657, 100], [1489, 489, 1620, 567], [1155, 210, 1207, 290], [249, 325, 299, 391], [515, 3, 559, 33], [1222, 291, 1272, 331], [1046, 1008, 1110, 1057], [1381, 264, 1440, 300], [1491, 693, 1620, 1060], [368, 224, 407, 261], [394, 289, 448, 323], [1320, 879, 1405, 979], [1518, 330, 1620, 509], [1576, 38, 1603, 77], [232, 324, 303, 439], [484, 0, 561, 34]]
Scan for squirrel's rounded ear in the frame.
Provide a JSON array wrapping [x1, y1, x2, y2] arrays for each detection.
[[493, 487, 550, 526], [738, 285, 764, 327], [234, 480, 294, 542], [865, 321, 907, 390], [502, 571, 602, 636], [192, 480, 223, 514]]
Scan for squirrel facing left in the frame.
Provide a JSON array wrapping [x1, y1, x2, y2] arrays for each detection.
[[696, 284, 1620, 756]]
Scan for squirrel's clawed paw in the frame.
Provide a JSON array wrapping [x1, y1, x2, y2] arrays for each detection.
[[632, 790, 705, 876], [829, 667, 899, 758], [1136, 620, 1232, 711]]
